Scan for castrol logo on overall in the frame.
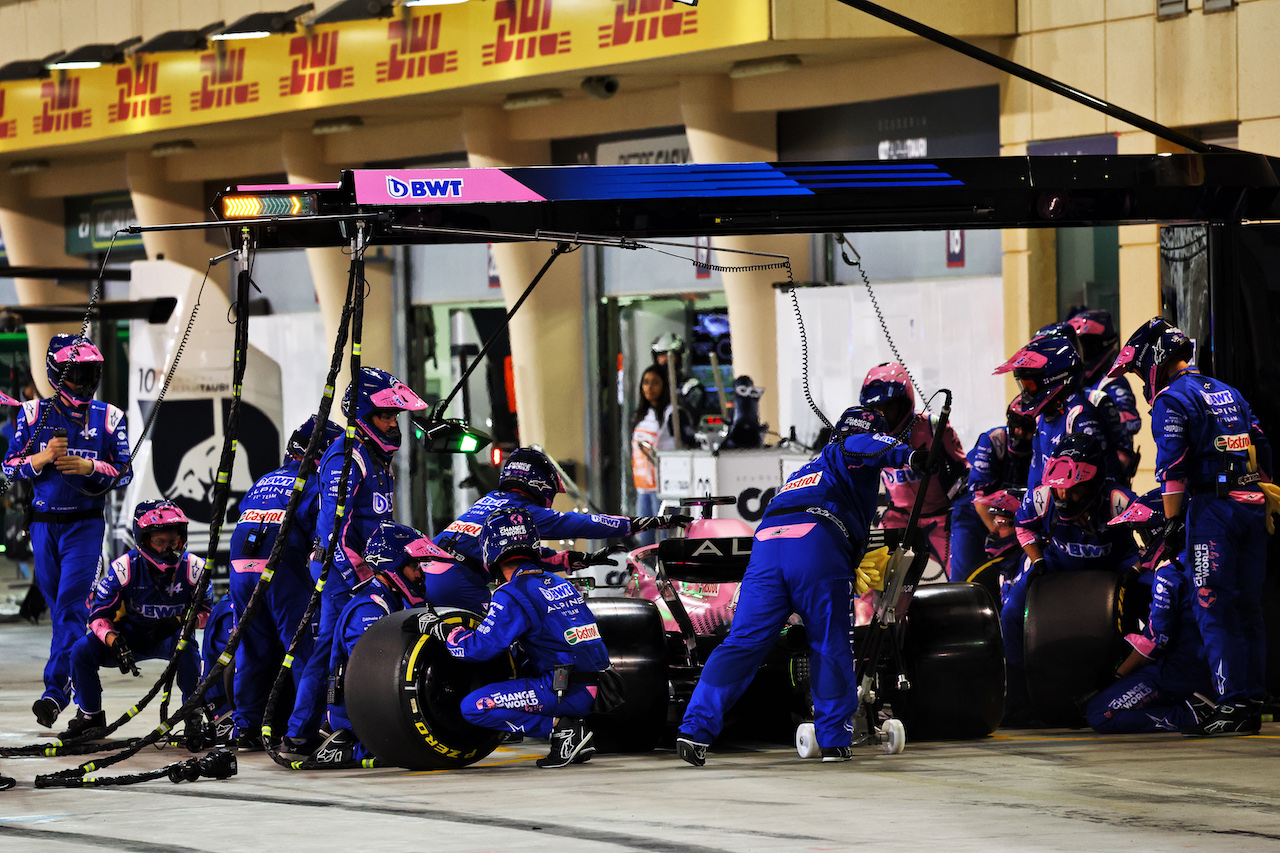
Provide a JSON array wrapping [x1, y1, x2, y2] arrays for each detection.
[[1213, 433, 1250, 452], [444, 520, 483, 538], [564, 623, 601, 645], [779, 471, 822, 494], [238, 509, 284, 524]]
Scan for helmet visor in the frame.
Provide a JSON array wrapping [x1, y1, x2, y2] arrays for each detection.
[[61, 362, 102, 390]]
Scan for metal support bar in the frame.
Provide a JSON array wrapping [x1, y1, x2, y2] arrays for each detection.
[[833, 0, 1215, 154]]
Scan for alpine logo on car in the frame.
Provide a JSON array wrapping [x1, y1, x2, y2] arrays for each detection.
[[779, 471, 822, 493], [689, 538, 752, 557], [1212, 433, 1250, 452], [386, 176, 464, 199], [563, 623, 600, 645]]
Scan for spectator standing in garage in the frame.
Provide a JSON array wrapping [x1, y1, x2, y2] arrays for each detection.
[[675, 406, 931, 765], [1109, 317, 1272, 736], [630, 364, 693, 546]]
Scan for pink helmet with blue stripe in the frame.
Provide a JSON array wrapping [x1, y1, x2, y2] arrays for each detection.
[[859, 362, 915, 432], [133, 499, 189, 572], [45, 333, 104, 407], [1042, 432, 1104, 521], [341, 367, 428, 455]]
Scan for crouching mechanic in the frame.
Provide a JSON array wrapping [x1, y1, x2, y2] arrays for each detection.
[[428, 507, 620, 769], [1085, 491, 1212, 733], [1110, 317, 1273, 735], [315, 522, 449, 765], [1003, 433, 1137, 719], [62, 501, 209, 737], [676, 406, 931, 766]]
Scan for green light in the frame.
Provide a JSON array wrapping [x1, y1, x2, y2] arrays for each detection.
[[458, 435, 479, 453]]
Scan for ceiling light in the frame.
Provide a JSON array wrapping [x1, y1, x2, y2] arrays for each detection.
[[404, 1, 471, 6], [502, 89, 564, 110], [151, 140, 197, 157], [9, 159, 51, 175], [728, 54, 802, 79], [0, 59, 50, 81], [209, 4, 314, 41], [670, 0, 697, 5], [313, 0, 395, 23], [46, 38, 141, 70], [312, 116, 364, 135], [135, 23, 225, 54]]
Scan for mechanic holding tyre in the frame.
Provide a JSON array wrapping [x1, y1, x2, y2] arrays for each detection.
[[426, 506, 623, 769], [228, 416, 343, 752], [1109, 317, 1273, 736], [675, 406, 931, 765], [1004, 432, 1137, 721], [317, 521, 448, 765], [288, 367, 428, 757], [4, 334, 132, 731]]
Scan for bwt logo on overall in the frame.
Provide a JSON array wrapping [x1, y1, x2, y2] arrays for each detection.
[[386, 176, 464, 199]]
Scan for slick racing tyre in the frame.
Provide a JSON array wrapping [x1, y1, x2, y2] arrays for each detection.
[[587, 598, 670, 753], [1024, 570, 1130, 726], [345, 607, 516, 770], [883, 582, 1005, 739]]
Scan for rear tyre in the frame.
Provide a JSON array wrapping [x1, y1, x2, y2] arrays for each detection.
[[587, 598, 669, 753], [884, 583, 1005, 739], [345, 607, 516, 770], [1024, 571, 1131, 726]]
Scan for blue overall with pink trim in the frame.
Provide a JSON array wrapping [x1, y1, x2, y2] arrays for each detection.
[[679, 432, 911, 750]]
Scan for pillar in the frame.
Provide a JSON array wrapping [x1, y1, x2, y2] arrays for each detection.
[[462, 106, 587, 480], [125, 150, 219, 276], [281, 131, 394, 398], [681, 75, 809, 433]]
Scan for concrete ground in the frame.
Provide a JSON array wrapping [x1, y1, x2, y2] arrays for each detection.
[[1, 561, 1279, 852]]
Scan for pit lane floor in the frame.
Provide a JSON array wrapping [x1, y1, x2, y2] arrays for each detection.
[[2, 592, 1279, 851]]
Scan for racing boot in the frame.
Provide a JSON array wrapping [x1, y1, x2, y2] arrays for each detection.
[[1182, 702, 1252, 737], [820, 746, 853, 763], [1247, 699, 1265, 734], [61, 709, 106, 738], [32, 697, 61, 729], [310, 729, 357, 766], [675, 735, 709, 767], [537, 718, 595, 769]]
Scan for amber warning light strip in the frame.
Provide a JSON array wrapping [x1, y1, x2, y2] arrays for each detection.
[[221, 193, 319, 218]]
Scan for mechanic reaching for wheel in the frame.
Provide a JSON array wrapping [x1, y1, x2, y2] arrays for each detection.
[[434, 446, 691, 580], [999, 330, 1107, 495], [675, 406, 931, 766], [62, 501, 209, 738], [1110, 317, 1273, 736], [289, 367, 428, 756], [315, 522, 448, 766], [949, 397, 1034, 582], [1085, 491, 1213, 734], [4, 334, 132, 731], [427, 507, 621, 769], [1003, 432, 1137, 721], [859, 363, 967, 570], [228, 416, 343, 752]]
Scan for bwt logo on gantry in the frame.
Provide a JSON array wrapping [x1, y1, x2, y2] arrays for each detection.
[[386, 176, 464, 199]]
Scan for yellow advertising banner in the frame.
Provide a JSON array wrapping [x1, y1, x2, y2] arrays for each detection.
[[0, 0, 771, 155]]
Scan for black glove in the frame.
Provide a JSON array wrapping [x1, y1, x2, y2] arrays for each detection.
[[1159, 514, 1186, 556], [111, 636, 140, 677], [908, 450, 940, 476], [1026, 558, 1047, 584], [580, 544, 629, 568], [403, 611, 441, 636], [145, 616, 183, 645], [630, 514, 693, 533]]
